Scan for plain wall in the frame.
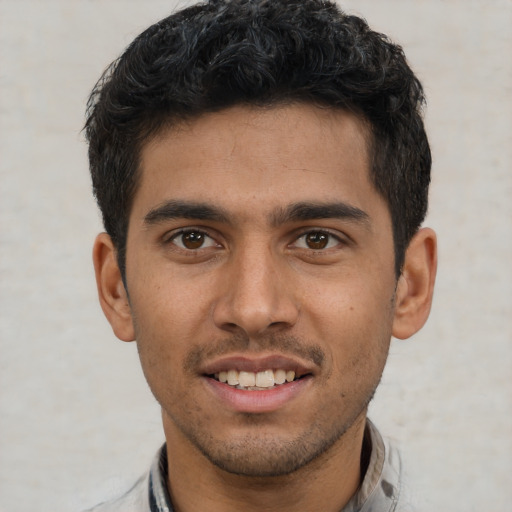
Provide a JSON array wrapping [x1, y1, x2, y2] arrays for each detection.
[[1, 1, 511, 510]]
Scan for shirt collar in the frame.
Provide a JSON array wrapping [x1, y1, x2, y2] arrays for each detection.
[[342, 419, 402, 511], [148, 445, 173, 512]]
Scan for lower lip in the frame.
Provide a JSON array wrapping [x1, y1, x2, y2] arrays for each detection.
[[203, 376, 312, 413]]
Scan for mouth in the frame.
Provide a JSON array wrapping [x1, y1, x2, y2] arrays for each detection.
[[201, 356, 315, 413], [199, 353, 317, 413], [207, 368, 308, 391]]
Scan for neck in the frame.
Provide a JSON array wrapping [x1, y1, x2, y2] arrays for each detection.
[[162, 412, 367, 512]]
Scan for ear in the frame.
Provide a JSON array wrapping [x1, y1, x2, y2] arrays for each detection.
[[392, 227, 437, 340], [92, 233, 135, 342]]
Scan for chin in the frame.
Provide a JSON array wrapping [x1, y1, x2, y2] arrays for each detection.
[[202, 444, 317, 477], [186, 422, 351, 478]]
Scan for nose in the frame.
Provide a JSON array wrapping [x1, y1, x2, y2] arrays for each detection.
[[212, 243, 299, 337]]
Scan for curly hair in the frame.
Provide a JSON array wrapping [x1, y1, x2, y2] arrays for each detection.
[[85, 0, 431, 278]]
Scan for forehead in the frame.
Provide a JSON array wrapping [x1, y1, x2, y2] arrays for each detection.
[[133, 104, 383, 224]]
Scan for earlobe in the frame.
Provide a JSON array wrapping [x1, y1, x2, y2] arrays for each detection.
[[392, 227, 437, 340], [92, 233, 135, 342]]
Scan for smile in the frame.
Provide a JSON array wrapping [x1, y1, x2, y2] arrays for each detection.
[[212, 369, 297, 390], [204, 360, 313, 412]]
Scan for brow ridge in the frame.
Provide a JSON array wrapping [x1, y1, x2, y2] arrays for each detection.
[[143, 199, 370, 229], [144, 200, 230, 225], [270, 201, 370, 227]]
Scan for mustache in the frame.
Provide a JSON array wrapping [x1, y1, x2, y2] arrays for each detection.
[[184, 332, 325, 372]]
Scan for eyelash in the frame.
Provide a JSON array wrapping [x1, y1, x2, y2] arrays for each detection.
[[291, 229, 345, 251], [165, 228, 218, 250]]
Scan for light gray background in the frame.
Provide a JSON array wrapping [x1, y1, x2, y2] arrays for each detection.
[[1, 1, 511, 511]]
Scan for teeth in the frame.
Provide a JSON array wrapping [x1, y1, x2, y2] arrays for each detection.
[[227, 369, 239, 386], [214, 369, 298, 389], [239, 371, 256, 387], [274, 369, 286, 385], [255, 369, 274, 387]]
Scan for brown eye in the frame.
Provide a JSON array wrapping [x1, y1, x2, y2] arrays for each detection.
[[170, 230, 217, 250], [293, 230, 341, 250], [182, 231, 205, 249], [305, 232, 329, 249]]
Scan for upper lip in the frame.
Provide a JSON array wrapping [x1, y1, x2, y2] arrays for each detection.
[[200, 353, 316, 378]]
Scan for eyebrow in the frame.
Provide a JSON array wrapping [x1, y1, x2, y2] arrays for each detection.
[[144, 200, 230, 225], [270, 201, 371, 228], [143, 199, 370, 229]]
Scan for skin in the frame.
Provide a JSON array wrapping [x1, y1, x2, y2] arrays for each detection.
[[93, 104, 437, 512]]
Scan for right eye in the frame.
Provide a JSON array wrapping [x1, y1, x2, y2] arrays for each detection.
[[168, 230, 218, 250]]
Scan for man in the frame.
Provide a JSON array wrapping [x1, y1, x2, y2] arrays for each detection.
[[85, 0, 437, 510]]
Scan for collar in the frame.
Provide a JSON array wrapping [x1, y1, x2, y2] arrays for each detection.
[[148, 419, 402, 512]]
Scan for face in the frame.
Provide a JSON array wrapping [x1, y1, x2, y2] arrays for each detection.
[[124, 104, 399, 477]]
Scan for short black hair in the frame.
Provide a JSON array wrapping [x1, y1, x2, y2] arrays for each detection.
[[85, 0, 431, 278]]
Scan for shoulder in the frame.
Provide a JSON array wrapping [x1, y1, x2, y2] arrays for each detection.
[[82, 472, 150, 512]]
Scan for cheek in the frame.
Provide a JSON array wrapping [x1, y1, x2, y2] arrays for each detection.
[[128, 269, 216, 375], [304, 274, 395, 371], [129, 260, 213, 332]]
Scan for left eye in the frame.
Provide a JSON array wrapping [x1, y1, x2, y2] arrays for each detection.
[[170, 230, 218, 250], [293, 231, 341, 250]]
